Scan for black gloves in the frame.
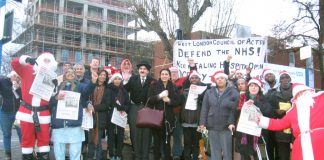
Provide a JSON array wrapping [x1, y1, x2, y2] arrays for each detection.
[[25, 57, 38, 65], [52, 79, 58, 92]]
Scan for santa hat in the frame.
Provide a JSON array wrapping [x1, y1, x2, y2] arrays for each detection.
[[169, 66, 178, 72], [189, 70, 202, 80], [104, 65, 117, 74], [211, 70, 228, 82], [279, 70, 291, 78], [262, 69, 275, 79], [292, 83, 314, 98], [235, 69, 245, 75], [248, 77, 263, 88], [108, 73, 123, 84], [7, 71, 18, 78]]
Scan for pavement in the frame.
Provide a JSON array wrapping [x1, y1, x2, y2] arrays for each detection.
[[0, 128, 243, 160]]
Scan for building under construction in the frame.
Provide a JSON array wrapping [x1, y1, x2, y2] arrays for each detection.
[[13, 0, 153, 71]]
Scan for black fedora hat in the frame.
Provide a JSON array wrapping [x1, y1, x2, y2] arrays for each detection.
[[136, 60, 151, 70]]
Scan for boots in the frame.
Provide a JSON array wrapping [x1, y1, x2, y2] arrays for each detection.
[[5, 151, 11, 160], [22, 154, 34, 160], [37, 152, 49, 160]]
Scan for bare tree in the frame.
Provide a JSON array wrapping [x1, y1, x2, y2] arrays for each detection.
[[129, 0, 237, 59], [272, 0, 324, 89]]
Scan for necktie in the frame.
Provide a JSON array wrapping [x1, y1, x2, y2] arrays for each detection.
[[141, 78, 145, 86]]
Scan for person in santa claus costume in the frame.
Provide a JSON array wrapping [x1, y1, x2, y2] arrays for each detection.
[[11, 52, 58, 160], [257, 83, 324, 160]]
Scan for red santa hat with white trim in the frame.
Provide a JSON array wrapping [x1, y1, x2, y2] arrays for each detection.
[[108, 72, 123, 84], [169, 66, 178, 72], [189, 70, 202, 80], [279, 70, 291, 78], [248, 77, 263, 88], [211, 70, 228, 82], [262, 69, 275, 79], [104, 65, 117, 74], [292, 83, 314, 98]]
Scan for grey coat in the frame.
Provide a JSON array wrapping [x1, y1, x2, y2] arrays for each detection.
[[200, 85, 239, 131]]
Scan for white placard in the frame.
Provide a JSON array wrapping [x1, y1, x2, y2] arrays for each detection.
[[81, 109, 93, 131], [185, 84, 207, 110], [236, 103, 262, 137], [29, 67, 57, 101], [56, 91, 81, 120], [111, 108, 127, 128], [173, 37, 267, 83], [300, 45, 312, 60]]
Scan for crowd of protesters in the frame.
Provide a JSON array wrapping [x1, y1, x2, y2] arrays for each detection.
[[0, 52, 324, 160]]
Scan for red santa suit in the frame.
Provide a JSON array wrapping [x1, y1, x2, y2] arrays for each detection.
[[259, 83, 324, 160], [11, 53, 57, 155]]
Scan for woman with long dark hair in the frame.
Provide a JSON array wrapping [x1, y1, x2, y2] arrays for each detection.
[[88, 69, 109, 160], [235, 78, 272, 160], [147, 68, 180, 160], [106, 73, 130, 160]]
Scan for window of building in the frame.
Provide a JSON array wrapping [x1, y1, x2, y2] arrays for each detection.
[[62, 49, 69, 62], [289, 51, 295, 67]]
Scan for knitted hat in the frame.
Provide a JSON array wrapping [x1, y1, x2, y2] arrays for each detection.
[[189, 70, 202, 80], [262, 69, 275, 79], [211, 70, 228, 82], [279, 70, 291, 78], [292, 83, 313, 98], [248, 77, 263, 88], [108, 73, 123, 84]]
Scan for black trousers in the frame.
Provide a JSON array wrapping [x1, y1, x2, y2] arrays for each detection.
[[183, 127, 200, 160], [107, 123, 125, 157], [277, 142, 291, 160], [152, 126, 171, 160], [129, 104, 151, 160]]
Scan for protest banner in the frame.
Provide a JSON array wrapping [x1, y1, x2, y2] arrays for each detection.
[[173, 37, 267, 83]]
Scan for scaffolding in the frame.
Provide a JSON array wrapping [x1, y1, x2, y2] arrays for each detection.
[[13, 0, 153, 70]]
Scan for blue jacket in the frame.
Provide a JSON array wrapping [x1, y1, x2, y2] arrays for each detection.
[[200, 85, 239, 131], [0, 77, 21, 112], [50, 80, 95, 129]]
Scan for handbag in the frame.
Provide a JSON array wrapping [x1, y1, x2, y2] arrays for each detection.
[[136, 98, 164, 128]]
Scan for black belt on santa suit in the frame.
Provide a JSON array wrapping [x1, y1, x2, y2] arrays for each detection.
[[20, 101, 50, 132]]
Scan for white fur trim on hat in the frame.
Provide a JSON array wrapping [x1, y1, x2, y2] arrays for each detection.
[[169, 66, 178, 72], [248, 78, 262, 88], [292, 83, 313, 98], [213, 71, 228, 80], [7, 71, 17, 78], [189, 70, 202, 80], [279, 70, 290, 78], [108, 73, 123, 84], [263, 69, 275, 79]]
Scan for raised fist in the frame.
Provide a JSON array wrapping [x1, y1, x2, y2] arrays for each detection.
[[52, 79, 58, 87], [25, 57, 38, 65]]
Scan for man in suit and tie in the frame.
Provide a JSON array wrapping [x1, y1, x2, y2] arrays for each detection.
[[125, 60, 156, 160]]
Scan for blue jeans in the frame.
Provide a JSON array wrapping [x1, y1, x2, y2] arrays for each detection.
[[172, 113, 183, 158], [0, 110, 22, 152], [53, 141, 82, 160], [87, 129, 104, 160]]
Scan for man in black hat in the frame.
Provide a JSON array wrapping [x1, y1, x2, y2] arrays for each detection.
[[125, 60, 156, 160]]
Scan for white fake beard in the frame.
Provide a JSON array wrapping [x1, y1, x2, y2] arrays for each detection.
[[296, 90, 315, 109], [33, 61, 57, 75]]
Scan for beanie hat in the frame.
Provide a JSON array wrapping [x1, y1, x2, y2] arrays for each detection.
[[211, 70, 228, 82], [248, 77, 263, 88], [108, 73, 123, 84], [279, 70, 291, 78], [189, 70, 202, 80], [292, 83, 313, 98], [262, 69, 275, 79]]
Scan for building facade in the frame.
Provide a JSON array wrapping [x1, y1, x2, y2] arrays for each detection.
[[13, 0, 153, 72]]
